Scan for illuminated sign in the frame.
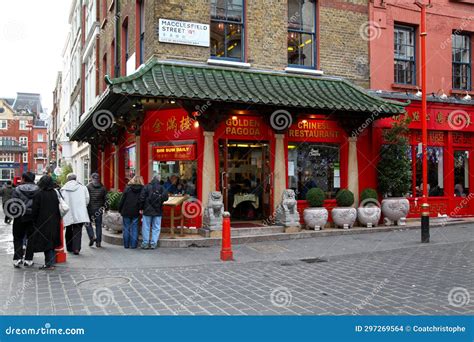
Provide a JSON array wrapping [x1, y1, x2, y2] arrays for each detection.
[[288, 120, 341, 139], [225, 118, 261, 136], [153, 144, 196, 161]]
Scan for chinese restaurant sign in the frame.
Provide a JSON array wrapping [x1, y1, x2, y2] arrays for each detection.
[[288, 119, 343, 142], [145, 109, 199, 141], [376, 106, 474, 132], [153, 144, 196, 161], [158, 19, 210, 47]]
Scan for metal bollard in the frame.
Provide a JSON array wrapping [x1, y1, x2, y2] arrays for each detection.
[[421, 202, 430, 243], [55, 220, 67, 263], [220, 211, 233, 261]]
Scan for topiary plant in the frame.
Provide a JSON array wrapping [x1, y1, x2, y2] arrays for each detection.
[[378, 115, 412, 197], [360, 188, 378, 203], [306, 188, 325, 207], [106, 191, 123, 211], [336, 189, 354, 207]]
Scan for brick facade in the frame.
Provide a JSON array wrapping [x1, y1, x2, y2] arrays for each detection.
[[97, 0, 370, 87]]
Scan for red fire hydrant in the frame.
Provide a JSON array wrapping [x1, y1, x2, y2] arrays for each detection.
[[220, 211, 233, 261], [55, 220, 67, 263]]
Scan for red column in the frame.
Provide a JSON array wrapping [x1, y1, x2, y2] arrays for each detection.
[[220, 211, 233, 261]]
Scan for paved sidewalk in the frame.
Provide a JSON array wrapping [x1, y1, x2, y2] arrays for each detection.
[[0, 217, 472, 316]]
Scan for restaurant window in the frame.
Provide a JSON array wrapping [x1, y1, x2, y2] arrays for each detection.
[[288, 142, 340, 200], [415, 146, 444, 197], [210, 0, 244, 61], [288, 0, 316, 68], [454, 150, 469, 196], [452, 34, 471, 91], [151, 142, 197, 196], [124, 145, 136, 181], [394, 25, 416, 85]]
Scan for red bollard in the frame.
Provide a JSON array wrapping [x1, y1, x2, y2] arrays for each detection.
[[220, 211, 233, 261], [55, 220, 67, 263]]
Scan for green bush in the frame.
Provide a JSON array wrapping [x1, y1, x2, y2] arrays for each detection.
[[57, 164, 73, 186], [360, 188, 378, 202], [306, 188, 325, 207], [335, 189, 354, 207], [378, 116, 412, 197], [107, 191, 123, 211]]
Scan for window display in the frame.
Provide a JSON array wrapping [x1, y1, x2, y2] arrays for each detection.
[[288, 142, 340, 200]]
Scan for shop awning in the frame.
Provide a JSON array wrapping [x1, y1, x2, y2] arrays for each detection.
[[71, 59, 408, 141]]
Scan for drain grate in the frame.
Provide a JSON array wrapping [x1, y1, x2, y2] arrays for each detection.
[[76, 276, 131, 290], [300, 258, 328, 264]]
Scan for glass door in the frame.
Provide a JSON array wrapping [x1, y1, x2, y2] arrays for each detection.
[[452, 149, 471, 216]]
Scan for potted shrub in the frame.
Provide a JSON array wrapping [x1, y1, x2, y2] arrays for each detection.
[[377, 117, 411, 226], [331, 189, 357, 229], [103, 191, 123, 233], [357, 188, 381, 228], [303, 188, 328, 230]]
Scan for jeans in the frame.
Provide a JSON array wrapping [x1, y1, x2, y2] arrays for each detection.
[[122, 217, 139, 249], [86, 213, 103, 243], [12, 220, 34, 261], [44, 249, 56, 267], [141, 216, 162, 247]]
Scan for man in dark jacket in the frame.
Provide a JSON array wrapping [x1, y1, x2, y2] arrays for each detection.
[[10, 172, 39, 268], [139, 176, 168, 249], [1, 180, 14, 224], [86, 173, 107, 247], [118, 176, 144, 249]]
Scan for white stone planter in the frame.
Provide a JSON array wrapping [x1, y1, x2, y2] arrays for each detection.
[[357, 207, 381, 227], [331, 207, 357, 229], [103, 210, 122, 233], [381, 198, 410, 226], [303, 207, 328, 230]]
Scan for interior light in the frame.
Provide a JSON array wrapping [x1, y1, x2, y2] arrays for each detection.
[[193, 121, 199, 128], [232, 116, 238, 120]]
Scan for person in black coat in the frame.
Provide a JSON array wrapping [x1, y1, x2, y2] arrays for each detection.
[[139, 176, 169, 249], [118, 176, 144, 249], [31, 175, 61, 270]]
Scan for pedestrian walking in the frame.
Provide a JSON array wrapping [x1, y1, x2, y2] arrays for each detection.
[[31, 175, 61, 270], [86, 173, 107, 248], [118, 176, 144, 249], [10, 172, 39, 268], [139, 176, 168, 249], [1, 180, 14, 224], [61, 173, 90, 255]]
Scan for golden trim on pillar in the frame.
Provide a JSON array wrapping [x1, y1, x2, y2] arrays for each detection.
[[273, 134, 286, 212]]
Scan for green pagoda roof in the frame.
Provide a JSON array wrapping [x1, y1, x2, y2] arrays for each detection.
[[105, 59, 407, 114]]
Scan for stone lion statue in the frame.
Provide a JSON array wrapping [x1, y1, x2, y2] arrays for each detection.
[[203, 191, 224, 230], [275, 189, 300, 228]]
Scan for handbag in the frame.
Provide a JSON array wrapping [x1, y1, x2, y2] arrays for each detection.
[[55, 189, 70, 217]]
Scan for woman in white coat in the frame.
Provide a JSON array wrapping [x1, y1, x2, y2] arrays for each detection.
[[61, 173, 90, 255]]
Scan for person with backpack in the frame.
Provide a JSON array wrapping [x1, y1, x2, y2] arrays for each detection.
[[31, 175, 61, 270], [61, 173, 90, 255], [10, 172, 39, 268], [118, 176, 144, 249], [139, 176, 169, 249], [1, 180, 14, 224], [86, 173, 107, 248]]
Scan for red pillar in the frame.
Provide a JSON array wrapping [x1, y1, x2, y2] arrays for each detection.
[[220, 211, 233, 261], [55, 220, 67, 263]]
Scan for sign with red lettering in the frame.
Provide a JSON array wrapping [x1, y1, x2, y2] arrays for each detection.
[[153, 144, 196, 161]]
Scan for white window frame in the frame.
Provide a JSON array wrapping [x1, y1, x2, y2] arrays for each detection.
[[37, 148, 44, 157], [0, 120, 7, 130], [37, 133, 43, 142], [37, 164, 44, 174], [22, 152, 28, 163], [19, 120, 28, 130], [19, 136, 28, 146], [0, 153, 15, 162]]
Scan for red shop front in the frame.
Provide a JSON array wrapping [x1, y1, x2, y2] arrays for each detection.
[[374, 100, 474, 217]]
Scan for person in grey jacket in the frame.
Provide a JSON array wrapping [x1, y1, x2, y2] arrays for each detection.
[[61, 173, 90, 255], [86, 173, 107, 247]]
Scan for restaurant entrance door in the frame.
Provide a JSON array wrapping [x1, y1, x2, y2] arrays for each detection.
[[219, 140, 272, 222]]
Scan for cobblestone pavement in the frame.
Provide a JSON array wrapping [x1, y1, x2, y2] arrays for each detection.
[[0, 215, 472, 316]]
